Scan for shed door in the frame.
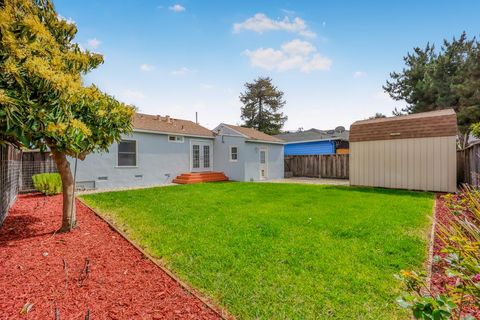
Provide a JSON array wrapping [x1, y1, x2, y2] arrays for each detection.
[[259, 148, 268, 180]]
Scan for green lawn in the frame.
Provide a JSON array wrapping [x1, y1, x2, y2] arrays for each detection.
[[81, 183, 433, 319]]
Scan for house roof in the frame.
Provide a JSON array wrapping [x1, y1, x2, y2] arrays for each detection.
[[221, 124, 284, 143], [274, 128, 349, 143], [349, 109, 457, 142], [133, 113, 214, 137]]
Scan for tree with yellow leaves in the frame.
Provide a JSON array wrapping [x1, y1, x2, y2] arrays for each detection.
[[0, 0, 135, 231]]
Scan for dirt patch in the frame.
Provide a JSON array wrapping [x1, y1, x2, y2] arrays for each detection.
[[0, 193, 221, 319]]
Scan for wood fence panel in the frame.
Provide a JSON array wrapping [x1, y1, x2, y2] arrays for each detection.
[[457, 144, 480, 187], [284, 154, 349, 179]]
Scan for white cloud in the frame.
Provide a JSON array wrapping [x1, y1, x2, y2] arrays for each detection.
[[233, 13, 316, 38], [281, 39, 316, 56], [87, 38, 101, 49], [301, 54, 332, 73], [140, 64, 155, 72], [170, 67, 191, 76], [244, 48, 284, 70], [169, 4, 185, 12], [244, 39, 331, 73], [353, 71, 367, 78], [58, 15, 75, 24], [122, 89, 145, 100]]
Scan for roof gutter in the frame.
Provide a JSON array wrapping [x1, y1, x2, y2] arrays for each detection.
[[282, 137, 345, 144], [245, 139, 285, 145], [133, 129, 215, 139]]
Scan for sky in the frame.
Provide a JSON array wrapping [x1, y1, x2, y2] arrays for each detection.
[[55, 0, 480, 131]]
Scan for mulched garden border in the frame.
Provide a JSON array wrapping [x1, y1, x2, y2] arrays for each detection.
[[0, 193, 226, 319], [429, 194, 479, 318]]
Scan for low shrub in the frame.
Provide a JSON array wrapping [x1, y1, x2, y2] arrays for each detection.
[[32, 173, 62, 195]]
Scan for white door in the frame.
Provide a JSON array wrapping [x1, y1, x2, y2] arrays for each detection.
[[259, 148, 268, 180], [190, 140, 213, 172]]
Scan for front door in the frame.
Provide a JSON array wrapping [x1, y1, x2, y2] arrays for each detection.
[[259, 148, 268, 180], [190, 140, 213, 172]]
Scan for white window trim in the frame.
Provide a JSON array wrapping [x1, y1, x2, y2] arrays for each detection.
[[259, 147, 268, 180], [189, 139, 214, 172], [116, 139, 138, 168], [168, 135, 185, 143], [229, 145, 238, 162]]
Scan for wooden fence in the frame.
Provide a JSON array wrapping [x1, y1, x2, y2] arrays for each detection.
[[0, 144, 22, 226], [284, 154, 349, 179], [457, 143, 480, 187]]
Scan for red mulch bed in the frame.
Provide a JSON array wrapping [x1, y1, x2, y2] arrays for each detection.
[[0, 194, 221, 319], [430, 195, 480, 319]]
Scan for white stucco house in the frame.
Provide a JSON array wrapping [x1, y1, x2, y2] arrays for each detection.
[[71, 113, 284, 189]]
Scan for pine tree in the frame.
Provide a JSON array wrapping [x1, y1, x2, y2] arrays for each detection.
[[368, 113, 387, 119], [384, 32, 480, 147], [240, 77, 287, 135]]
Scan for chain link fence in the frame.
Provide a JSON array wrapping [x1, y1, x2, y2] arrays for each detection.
[[0, 145, 22, 226], [20, 160, 58, 192], [1, 147, 59, 226]]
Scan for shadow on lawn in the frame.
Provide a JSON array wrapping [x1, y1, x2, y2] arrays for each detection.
[[319, 184, 434, 199]]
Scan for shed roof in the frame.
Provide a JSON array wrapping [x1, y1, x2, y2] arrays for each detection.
[[349, 109, 457, 142], [134, 113, 214, 137], [221, 124, 284, 143]]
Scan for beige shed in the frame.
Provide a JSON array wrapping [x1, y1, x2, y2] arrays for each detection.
[[349, 109, 457, 192]]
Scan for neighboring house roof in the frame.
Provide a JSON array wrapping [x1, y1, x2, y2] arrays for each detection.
[[134, 113, 214, 138], [274, 127, 349, 143], [220, 124, 284, 143], [349, 109, 457, 142]]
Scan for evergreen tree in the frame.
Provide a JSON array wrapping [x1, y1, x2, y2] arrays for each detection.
[[240, 77, 287, 135], [368, 113, 387, 119], [384, 32, 480, 147]]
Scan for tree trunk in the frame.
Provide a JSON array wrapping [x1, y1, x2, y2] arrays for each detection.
[[258, 97, 262, 131], [51, 148, 76, 232]]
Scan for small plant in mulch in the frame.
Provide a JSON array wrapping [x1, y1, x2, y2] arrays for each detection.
[[395, 186, 480, 320], [32, 173, 62, 196]]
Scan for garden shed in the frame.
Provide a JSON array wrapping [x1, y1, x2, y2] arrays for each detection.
[[349, 109, 457, 192]]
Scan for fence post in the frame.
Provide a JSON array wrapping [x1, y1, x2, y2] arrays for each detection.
[[457, 144, 480, 187]]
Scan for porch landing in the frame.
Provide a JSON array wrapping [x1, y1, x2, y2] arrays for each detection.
[[173, 172, 229, 184]]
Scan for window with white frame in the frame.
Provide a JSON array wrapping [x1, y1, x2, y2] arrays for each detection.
[[230, 146, 238, 162], [168, 135, 184, 143], [117, 140, 137, 166]]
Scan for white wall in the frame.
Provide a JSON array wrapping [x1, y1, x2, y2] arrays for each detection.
[[213, 135, 246, 181], [244, 142, 284, 181], [350, 136, 457, 192]]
